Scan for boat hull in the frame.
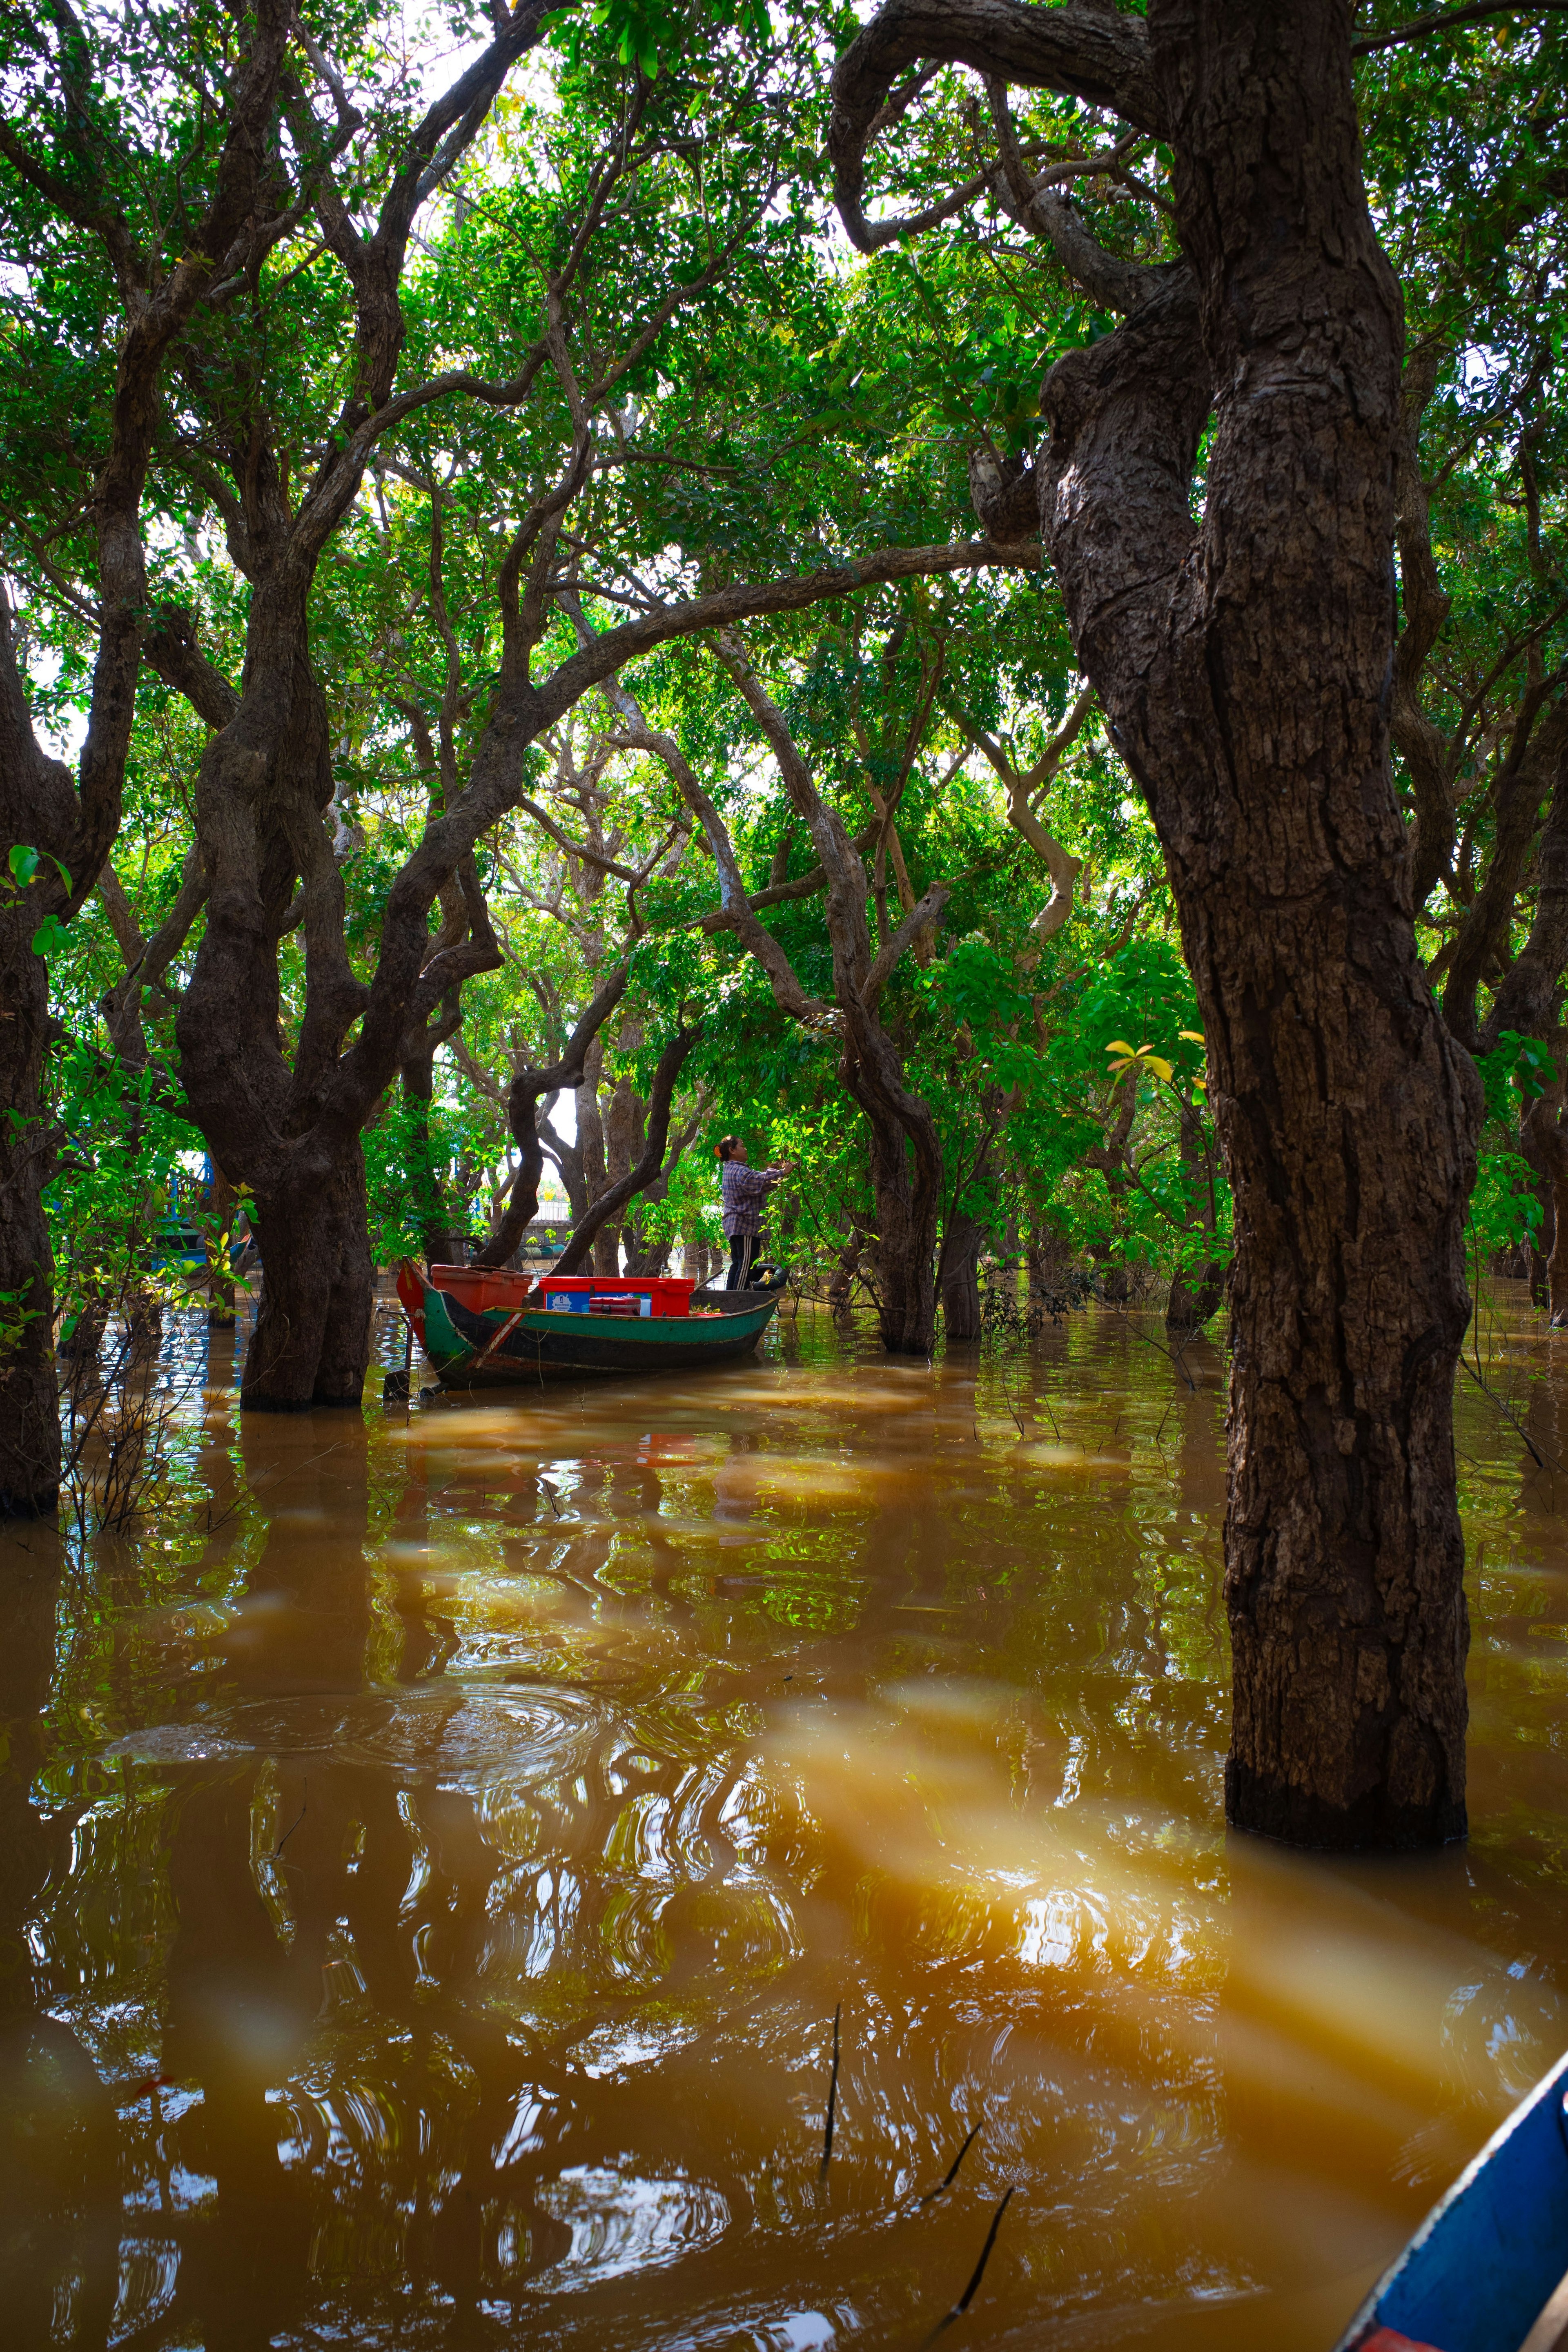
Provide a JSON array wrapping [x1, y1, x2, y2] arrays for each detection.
[[407, 1275, 782, 1388], [1334, 2044, 1568, 2352]]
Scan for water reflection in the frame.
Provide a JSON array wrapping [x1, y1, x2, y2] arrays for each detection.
[[2, 1296, 1568, 2345]]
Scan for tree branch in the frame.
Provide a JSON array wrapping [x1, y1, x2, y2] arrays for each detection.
[[550, 1024, 703, 1276], [471, 962, 630, 1267], [829, 0, 1164, 261], [1353, 3, 1568, 58]]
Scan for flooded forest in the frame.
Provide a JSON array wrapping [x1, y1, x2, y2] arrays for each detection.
[[1, 2, 1566, 2348]]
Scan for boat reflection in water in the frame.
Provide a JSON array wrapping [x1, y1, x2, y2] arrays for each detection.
[[3, 1295, 1568, 2348]]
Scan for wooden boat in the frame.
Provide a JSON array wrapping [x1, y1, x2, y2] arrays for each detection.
[[1334, 2045, 1568, 2352], [395, 1261, 785, 1388]]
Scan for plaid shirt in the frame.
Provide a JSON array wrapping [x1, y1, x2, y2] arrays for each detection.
[[720, 1160, 784, 1237]]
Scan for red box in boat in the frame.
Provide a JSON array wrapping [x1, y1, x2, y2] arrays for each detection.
[[537, 1274, 695, 1317], [428, 1264, 535, 1315]]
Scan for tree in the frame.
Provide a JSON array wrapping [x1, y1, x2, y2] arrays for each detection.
[[595, 625, 956, 1350], [0, 0, 296, 1512], [830, 0, 1507, 1847], [0, 0, 1032, 1433]]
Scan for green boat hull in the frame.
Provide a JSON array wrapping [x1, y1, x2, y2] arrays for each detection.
[[413, 1278, 782, 1388]]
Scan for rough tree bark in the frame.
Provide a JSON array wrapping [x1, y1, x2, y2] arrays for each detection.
[[834, 0, 1482, 1846], [938, 1212, 984, 1342]]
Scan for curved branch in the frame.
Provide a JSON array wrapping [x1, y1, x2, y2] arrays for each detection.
[[598, 669, 831, 1026], [1353, 3, 1568, 58], [829, 0, 1164, 258], [986, 80, 1158, 314], [956, 683, 1096, 942], [862, 882, 951, 1009]]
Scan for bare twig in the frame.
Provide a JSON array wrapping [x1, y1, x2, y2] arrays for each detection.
[[926, 2187, 1015, 2339], [273, 1779, 307, 1858], [819, 2002, 842, 2180], [919, 2117, 983, 2204]]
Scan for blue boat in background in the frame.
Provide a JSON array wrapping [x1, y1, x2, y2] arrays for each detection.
[[1334, 2047, 1568, 2352]]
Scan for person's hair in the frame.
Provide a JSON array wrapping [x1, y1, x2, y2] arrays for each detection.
[[715, 1135, 742, 1161]]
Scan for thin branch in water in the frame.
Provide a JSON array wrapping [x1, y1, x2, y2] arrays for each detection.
[[1114, 1302, 1198, 1393], [819, 2001, 842, 2181], [204, 1441, 345, 1540], [925, 2187, 1015, 2340], [919, 2116, 982, 2204], [1461, 1353, 1550, 1469], [274, 1778, 307, 1858]]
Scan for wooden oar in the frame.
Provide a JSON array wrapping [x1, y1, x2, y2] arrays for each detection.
[[1521, 2269, 1568, 2352], [470, 1306, 528, 1373]]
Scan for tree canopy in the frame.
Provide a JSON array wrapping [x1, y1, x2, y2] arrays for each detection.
[[1, 1, 1564, 1591]]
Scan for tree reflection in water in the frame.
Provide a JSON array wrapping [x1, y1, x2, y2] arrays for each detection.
[[2, 1299, 1568, 2348]]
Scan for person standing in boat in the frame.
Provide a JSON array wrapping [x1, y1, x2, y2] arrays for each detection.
[[715, 1136, 793, 1290]]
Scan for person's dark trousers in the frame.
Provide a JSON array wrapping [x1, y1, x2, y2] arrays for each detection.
[[726, 1234, 758, 1290]]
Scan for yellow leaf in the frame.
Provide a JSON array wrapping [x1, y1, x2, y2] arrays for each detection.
[[1142, 1055, 1174, 1082], [1178, 1030, 1205, 1044], [1105, 1039, 1136, 1056]]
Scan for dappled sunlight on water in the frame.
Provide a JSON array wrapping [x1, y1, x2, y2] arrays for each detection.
[[4, 1290, 1568, 2347]]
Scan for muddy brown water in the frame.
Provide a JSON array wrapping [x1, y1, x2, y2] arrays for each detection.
[[3, 1291, 1568, 2350]]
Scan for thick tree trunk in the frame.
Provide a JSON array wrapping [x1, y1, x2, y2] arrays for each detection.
[[0, 911, 58, 1516], [243, 1149, 374, 1411], [571, 1042, 613, 1275], [1551, 1181, 1568, 1325], [852, 1095, 939, 1352], [0, 11, 294, 1511], [683, 1230, 713, 1286], [938, 1212, 984, 1343], [623, 1227, 672, 1276], [1029, 0, 1479, 1845]]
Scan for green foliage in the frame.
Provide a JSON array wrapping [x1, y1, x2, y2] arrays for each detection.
[[41, 1042, 219, 1329], [1468, 1150, 1543, 1258], [362, 1087, 501, 1263], [7, 0, 1559, 1352], [1477, 1030, 1554, 1125]]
